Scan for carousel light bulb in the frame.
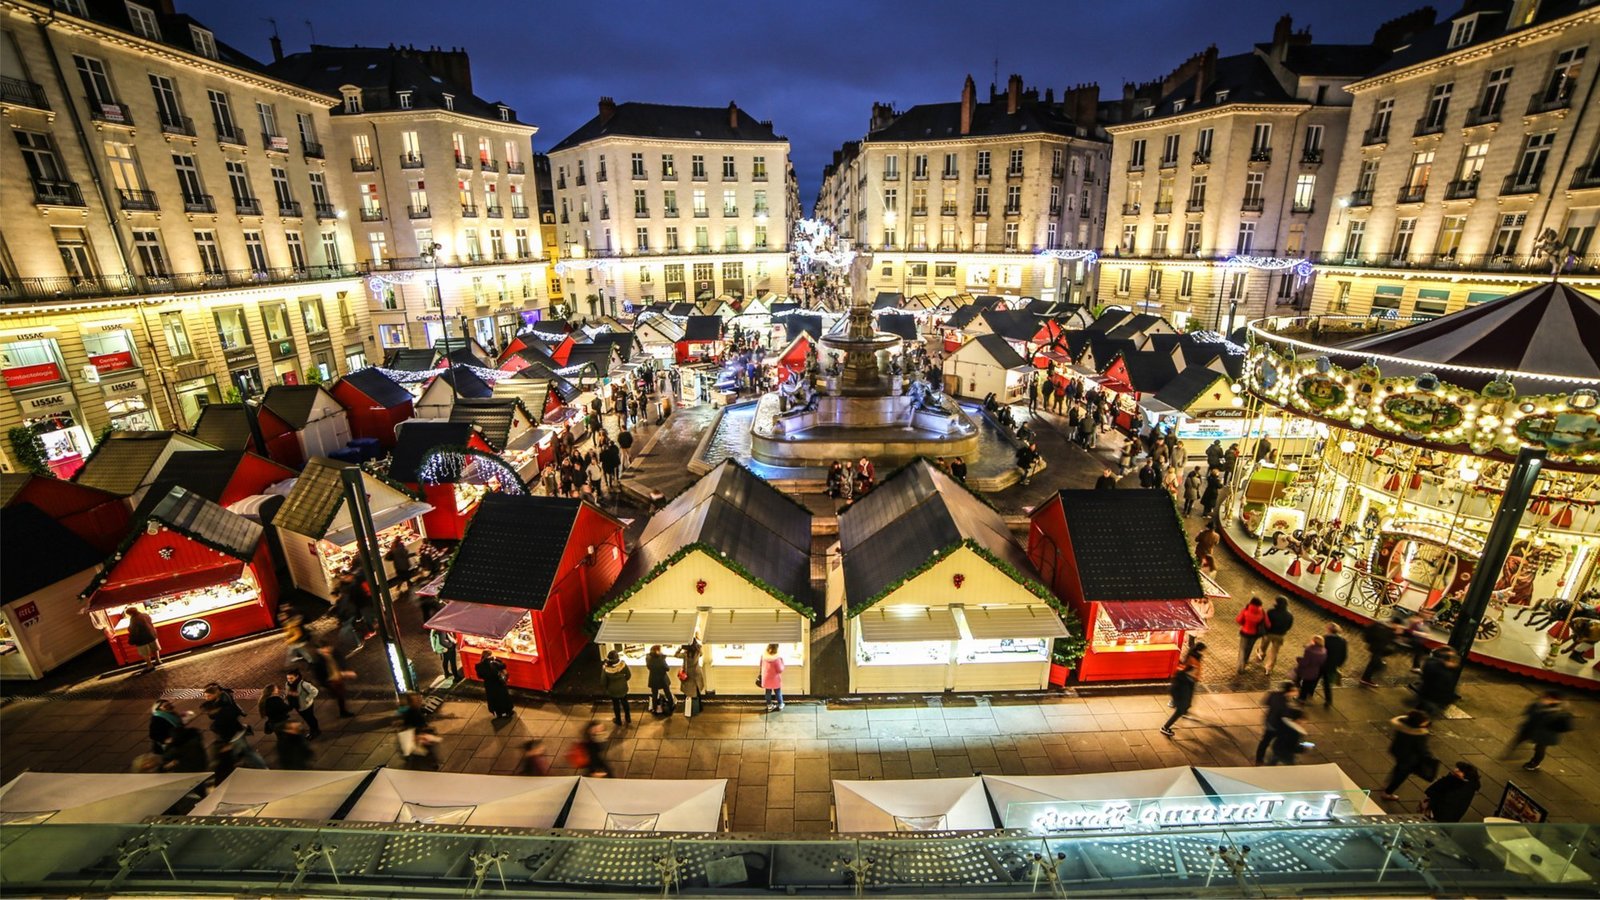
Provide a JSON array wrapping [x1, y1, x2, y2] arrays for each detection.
[[1459, 465, 1480, 483], [1339, 440, 1357, 453], [1231, 396, 1244, 408]]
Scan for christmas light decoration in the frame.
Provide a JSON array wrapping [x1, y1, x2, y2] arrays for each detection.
[[1036, 248, 1100, 267]]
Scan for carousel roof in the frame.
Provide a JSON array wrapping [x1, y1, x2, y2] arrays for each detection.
[[1334, 281, 1600, 388]]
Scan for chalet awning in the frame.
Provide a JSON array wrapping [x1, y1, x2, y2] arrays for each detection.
[[1100, 600, 1204, 633], [700, 609, 804, 645], [856, 606, 960, 643], [959, 605, 1070, 640], [423, 601, 529, 641], [594, 609, 698, 645]]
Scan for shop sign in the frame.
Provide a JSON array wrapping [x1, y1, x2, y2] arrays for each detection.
[[1195, 408, 1248, 419], [19, 389, 74, 415], [15, 601, 40, 625], [99, 102, 127, 124], [4, 362, 64, 389], [80, 320, 131, 334], [267, 135, 290, 152], [101, 375, 148, 400], [1027, 793, 1341, 833], [87, 351, 135, 374], [178, 619, 212, 642], [0, 326, 60, 340]]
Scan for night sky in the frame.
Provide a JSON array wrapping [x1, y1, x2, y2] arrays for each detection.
[[188, 0, 1417, 209]]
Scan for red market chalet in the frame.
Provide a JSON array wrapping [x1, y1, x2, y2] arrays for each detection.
[[329, 368, 415, 450]]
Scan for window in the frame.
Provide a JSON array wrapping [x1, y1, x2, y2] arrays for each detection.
[[692, 189, 707, 217], [1436, 216, 1466, 258], [206, 89, 234, 134], [1371, 98, 1393, 138], [1492, 213, 1525, 256], [1243, 171, 1264, 205], [1343, 220, 1367, 258], [148, 74, 182, 127], [214, 307, 251, 350], [222, 160, 250, 205], [242, 230, 268, 272], [321, 231, 341, 267], [665, 226, 680, 250], [692, 262, 714, 286], [1005, 184, 1021, 213], [1356, 159, 1380, 194], [935, 262, 956, 282], [1188, 174, 1207, 206], [159, 311, 192, 358], [478, 137, 492, 164], [629, 152, 645, 179], [974, 221, 987, 249], [694, 225, 709, 250], [172, 153, 203, 201], [1183, 222, 1202, 254], [753, 156, 767, 180], [1161, 134, 1179, 164], [126, 3, 159, 38], [308, 172, 330, 211], [634, 189, 649, 216], [131, 229, 167, 277], [1392, 218, 1417, 259], [396, 90, 412, 110], [1562, 208, 1598, 256], [1228, 272, 1246, 300], [882, 226, 897, 248], [722, 155, 736, 179], [190, 26, 216, 59], [913, 154, 929, 178], [74, 55, 114, 105], [973, 186, 988, 214], [1479, 67, 1513, 118], [1121, 224, 1137, 252], [975, 150, 990, 177], [514, 228, 531, 258], [1423, 83, 1453, 129], [663, 189, 678, 217], [285, 232, 307, 271], [884, 154, 899, 179], [636, 226, 650, 251], [368, 231, 387, 262], [883, 188, 898, 212], [691, 155, 706, 179], [911, 222, 926, 248], [1293, 174, 1315, 210], [270, 166, 293, 207], [296, 297, 326, 337], [1236, 222, 1255, 254], [940, 223, 956, 249], [1250, 123, 1272, 157], [1117, 269, 1132, 295], [722, 189, 737, 216], [1195, 128, 1213, 160], [1152, 223, 1168, 253], [1148, 269, 1162, 294], [722, 225, 739, 250], [441, 93, 454, 111], [1512, 132, 1555, 187], [1128, 140, 1146, 169], [103, 140, 143, 194], [257, 101, 279, 140], [342, 89, 361, 114], [1007, 148, 1023, 175], [1449, 16, 1475, 48], [1304, 124, 1324, 155], [1457, 142, 1488, 184], [1179, 270, 1194, 297], [942, 152, 958, 178], [754, 224, 768, 249], [1541, 46, 1586, 106]]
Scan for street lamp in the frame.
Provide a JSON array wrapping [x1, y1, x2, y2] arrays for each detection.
[[422, 242, 449, 359], [1335, 196, 1351, 225]]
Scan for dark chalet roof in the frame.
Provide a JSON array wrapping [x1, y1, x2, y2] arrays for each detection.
[[141, 485, 263, 561], [839, 460, 1032, 610], [550, 102, 784, 152], [260, 385, 329, 429], [74, 431, 192, 497], [944, 305, 983, 330], [866, 96, 1093, 143], [389, 421, 478, 484], [1116, 350, 1180, 393], [436, 366, 494, 400], [875, 313, 920, 342], [266, 44, 524, 124], [982, 309, 1042, 343], [873, 292, 904, 310], [682, 316, 724, 342], [337, 368, 413, 409], [440, 494, 598, 609], [1050, 489, 1202, 602], [272, 457, 364, 538], [146, 450, 274, 504], [963, 333, 1028, 370], [449, 397, 528, 449], [786, 315, 824, 342], [384, 348, 438, 372], [0, 503, 103, 604], [1154, 365, 1229, 411], [190, 404, 256, 452]]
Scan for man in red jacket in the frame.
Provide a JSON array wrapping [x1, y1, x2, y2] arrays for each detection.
[[1236, 596, 1269, 673]]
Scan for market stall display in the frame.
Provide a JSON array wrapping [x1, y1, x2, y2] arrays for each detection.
[[343, 770, 579, 828], [187, 769, 370, 820], [330, 368, 415, 449], [81, 485, 279, 666], [833, 777, 995, 833], [256, 384, 352, 470], [0, 772, 208, 824], [273, 458, 430, 602], [674, 316, 724, 365], [427, 494, 626, 692], [562, 777, 727, 832], [593, 460, 816, 696], [837, 460, 1073, 693], [0, 504, 107, 680], [449, 397, 540, 479], [1029, 490, 1206, 682], [388, 421, 501, 541]]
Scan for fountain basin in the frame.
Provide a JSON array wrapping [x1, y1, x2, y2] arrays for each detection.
[[750, 394, 980, 467]]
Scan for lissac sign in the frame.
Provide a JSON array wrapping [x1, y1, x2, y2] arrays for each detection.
[[1027, 794, 1341, 832]]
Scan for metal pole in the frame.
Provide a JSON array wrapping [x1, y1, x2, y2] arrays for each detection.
[[1447, 448, 1546, 666], [340, 467, 416, 697]]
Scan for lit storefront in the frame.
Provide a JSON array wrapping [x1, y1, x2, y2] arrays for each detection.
[[0, 504, 107, 680], [273, 458, 430, 603], [2, 326, 91, 478], [1232, 282, 1600, 689]]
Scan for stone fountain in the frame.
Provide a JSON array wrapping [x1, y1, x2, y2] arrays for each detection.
[[748, 294, 980, 467]]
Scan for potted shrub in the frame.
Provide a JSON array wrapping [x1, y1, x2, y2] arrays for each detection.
[[1048, 632, 1086, 687]]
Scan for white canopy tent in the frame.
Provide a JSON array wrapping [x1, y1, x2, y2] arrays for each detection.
[[0, 772, 207, 824], [562, 777, 726, 832], [1194, 763, 1383, 815], [833, 777, 996, 833], [187, 769, 370, 820], [343, 770, 579, 828], [982, 767, 1205, 829]]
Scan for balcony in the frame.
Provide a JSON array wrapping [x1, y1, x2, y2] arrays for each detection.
[[118, 188, 158, 211], [506, 160, 525, 175], [1240, 197, 1265, 212], [87, 99, 133, 126], [1121, 203, 1142, 216], [1527, 88, 1572, 116], [576, 174, 587, 185], [1349, 188, 1374, 207], [1413, 115, 1447, 138], [481, 158, 499, 173], [182, 193, 215, 213], [1248, 149, 1272, 163], [942, 205, 958, 216], [942, 170, 959, 180], [1048, 204, 1062, 216], [691, 209, 707, 218], [1192, 151, 1211, 166], [263, 133, 290, 153], [972, 205, 989, 217], [1003, 205, 1021, 216], [1309, 249, 1600, 276], [408, 205, 430, 219], [1361, 125, 1390, 146], [662, 208, 678, 218], [634, 208, 650, 218], [0, 262, 364, 305], [660, 171, 677, 181], [1126, 162, 1145, 173], [1397, 184, 1428, 204], [1444, 178, 1479, 200], [1051, 166, 1065, 179], [359, 207, 384, 221], [301, 139, 324, 159], [512, 205, 530, 218], [461, 204, 479, 217], [352, 156, 377, 172], [1501, 172, 1542, 196], [159, 114, 195, 136], [1291, 200, 1315, 214], [597, 170, 608, 182], [454, 154, 470, 170], [1571, 167, 1600, 191], [1300, 148, 1323, 165], [1006, 167, 1023, 179], [215, 123, 245, 145], [1153, 201, 1173, 214], [486, 205, 503, 218], [973, 169, 990, 180], [911, 206, 928, 217], [556, 178, 567, 189], [0, 76, 48, 109], [1464, 106, 1501, 127], [400, 153, 424, 169], [1158, 157, 1178, 170], [1184, 199, 1204, 213], [233, 196, 262, 216], [314, 202, 336, 219], [602, 207, 613, 220], [278, 200, 303, 217]]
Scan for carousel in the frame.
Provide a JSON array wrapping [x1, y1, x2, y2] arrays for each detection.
[[1227, 281, 1600, 689]]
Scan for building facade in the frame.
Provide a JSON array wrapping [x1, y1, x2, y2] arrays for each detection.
[[1098, 14, 1423, 330], [1310, 0, 1600, 318], [0, 0, 370, 475], [547, 99, 793, 313], [817, 76, 1110, 304], [266, 43, 546, 354]]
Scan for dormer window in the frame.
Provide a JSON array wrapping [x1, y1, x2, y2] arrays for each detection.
[[52, 0, 87, 15], [1215, 90, 1230, 103], [442, 93, 454, 111], [1449, 16, 1476, 48], [397, 91, 412, 110], [126, 3, 159, 40], [498, 106, 510, 122], [341, 87, 362, 114], [1173, 99, 1186, 112], [189, 26, 216, 59], [1143, 106, 1155, 118]]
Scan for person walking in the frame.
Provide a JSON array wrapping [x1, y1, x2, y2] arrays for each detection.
[[431, 628, 460, 680], [1200, 470, 1222, 519], [1160, 649, 1203, 737], [1293, 636, 1327, 702], [599, 439, 622, 492], [1138, 460, 1158, 489], [1235, 596, 1268, 673], [1359, 618, 1399, 687], [1182, 468, 1202, 516], [1504, 691, 1574, 771], [384, 539, 414, 589], [617, 425, 634, 471], [125, 604, 161, 673], [284, 670, 321, 739], [1317, 623, 1348, 708], [1195, 523, 1220, 575], [516, 739, 551, 776], [1254, 681, 1297, 765], [645, 645, 674, 716], [1415, 647, 1461, 714], [148, 699, 186, 754], [257, 684, 292, 736], [160, 723, 209, 773], [478, 650, 515, 719], [1259, 596, 1295, 673], [1421, 762, 1481, 822], [1379, 709, 1435, 800], [314, 638, 353, 717], [601, 650, 633, 726], [570, 721, 612, 777], [1095, 468, 1118, 490], [950, 456, 967, 483], [676, 639, 706, 716], [760, 644, 786, 711], [201, 683, 268, 769], [275, 720, 313, 770]]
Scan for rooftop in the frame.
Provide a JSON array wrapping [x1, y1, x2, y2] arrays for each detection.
[[1049, 489, 1203, 602], [440, 494, 593, 609], [550, 101, 784, 152]]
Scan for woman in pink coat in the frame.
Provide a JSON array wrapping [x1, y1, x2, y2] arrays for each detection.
[[760, 644, 786, 711]]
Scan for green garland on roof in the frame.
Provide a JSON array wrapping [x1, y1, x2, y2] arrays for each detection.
[[588, 540, 817, 627]]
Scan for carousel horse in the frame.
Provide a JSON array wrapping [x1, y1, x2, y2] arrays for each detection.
[[1555, 618, 1600, 662]]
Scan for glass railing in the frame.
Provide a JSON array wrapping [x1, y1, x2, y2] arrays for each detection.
[[0, 819, 1593, 896]]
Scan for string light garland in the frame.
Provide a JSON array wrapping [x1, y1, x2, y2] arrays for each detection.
[[1036, 249, 1100, 267], [417, 447, 526, 494], [553, 258, 618, 277], [376, 365, 514, 384]]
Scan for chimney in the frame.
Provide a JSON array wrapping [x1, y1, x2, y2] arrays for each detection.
[[959, 75, 976, 135], [269, 34, 283, 62], [728, 101, 739, 129], [1197, 45, 1217, 104], [417, 46, 474, 95], [1064, 83, 1100, 125], [1006, 73, 1023, 114], [1044, 87, 1054, 104], [1372, 6, 1438, 52], [869, 102, 896, 133], [598, 96, 616, 125], [1272, 14, 1294, 51]]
